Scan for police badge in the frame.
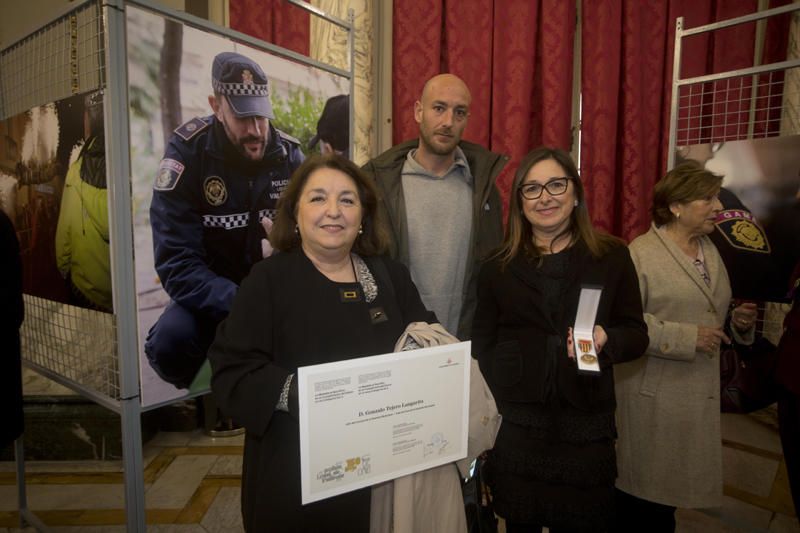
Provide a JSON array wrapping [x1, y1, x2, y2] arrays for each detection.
[[715, 209, 770, 253], [730, 220, 767, 250], [204, 176, 228, 206]]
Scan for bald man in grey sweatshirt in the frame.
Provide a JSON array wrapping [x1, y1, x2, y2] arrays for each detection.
[[362, 74, 508, 339]]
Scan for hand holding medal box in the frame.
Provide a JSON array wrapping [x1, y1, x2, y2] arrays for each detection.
[[573, 285, 603, 374]]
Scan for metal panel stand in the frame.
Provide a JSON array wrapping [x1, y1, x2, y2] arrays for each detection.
[[105, 0, 146, 529], [15, 437, 49, 532], [120, 398, 146, 531]]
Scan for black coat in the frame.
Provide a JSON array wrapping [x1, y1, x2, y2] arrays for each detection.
[[0, 210, 24, 447], [472, 242, 648, 414], [208, 249, 434, 532]]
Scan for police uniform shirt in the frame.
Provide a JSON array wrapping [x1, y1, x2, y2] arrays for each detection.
[[150, 116, 304, 320]]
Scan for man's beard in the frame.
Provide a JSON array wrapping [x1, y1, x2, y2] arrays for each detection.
[[234, 135, 266, 161], [218, 118, 268, 162], [420, 128, 458, 156]]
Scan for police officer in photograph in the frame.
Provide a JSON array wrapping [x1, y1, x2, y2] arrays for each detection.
[[146, 51, 304, 396]]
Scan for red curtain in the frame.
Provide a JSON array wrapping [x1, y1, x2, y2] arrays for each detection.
[[392, 0, 575, 216], [227, 0, 791, 241], [580, 0, 790, 242], [229, 0, 310, 56], [581, 0, 673, 241]]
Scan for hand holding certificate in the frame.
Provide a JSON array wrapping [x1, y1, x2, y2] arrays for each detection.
[[297, 342, 471, 504]]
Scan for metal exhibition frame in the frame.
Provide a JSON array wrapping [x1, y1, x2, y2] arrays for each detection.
[[1, 0, 355, 529], [667, 2, 800, 170]]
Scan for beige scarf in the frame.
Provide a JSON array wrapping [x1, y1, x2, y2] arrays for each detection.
[[370, 322, 502, 533]]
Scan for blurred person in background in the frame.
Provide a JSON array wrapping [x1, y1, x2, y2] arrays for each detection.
[[775, 259, 800, 526]]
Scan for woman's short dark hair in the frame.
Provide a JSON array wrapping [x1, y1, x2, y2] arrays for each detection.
[[270, 154, 390, 256], [495, 146, 621, 266], [651, 160, 723, 226]]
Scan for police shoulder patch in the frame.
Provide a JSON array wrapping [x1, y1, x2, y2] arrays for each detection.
[[174, 117, 211, 141], [154, 158, 185, 191], [715, 209, 771, 253], [277, 129, 301, 145]]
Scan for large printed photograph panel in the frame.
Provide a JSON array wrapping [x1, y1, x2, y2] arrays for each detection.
[[0, 91, 111, 312], [127, 6, 350, 407]]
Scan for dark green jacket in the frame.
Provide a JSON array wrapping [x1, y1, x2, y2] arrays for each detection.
[[362, 139, 508, 339]]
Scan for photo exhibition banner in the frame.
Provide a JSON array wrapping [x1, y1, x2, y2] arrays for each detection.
[[0, 90, 110, 312], [127, 5, 350, 407]]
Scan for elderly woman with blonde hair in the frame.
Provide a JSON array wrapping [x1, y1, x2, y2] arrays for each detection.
[[615, 160, 756, 532]]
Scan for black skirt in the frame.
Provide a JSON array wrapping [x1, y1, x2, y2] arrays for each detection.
[[487, 402, 617, 531]]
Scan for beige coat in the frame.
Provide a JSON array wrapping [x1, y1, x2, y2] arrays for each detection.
[[370, 326, 502, 533], [615, 225, 731, 508]]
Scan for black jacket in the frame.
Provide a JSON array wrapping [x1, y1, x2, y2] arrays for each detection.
[[209, 250, 433, 531], [472, 242, 648, 413]]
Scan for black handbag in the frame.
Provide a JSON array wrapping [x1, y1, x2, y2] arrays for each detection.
[[720, 305, 779, 413], [462, 455, 498, 533]]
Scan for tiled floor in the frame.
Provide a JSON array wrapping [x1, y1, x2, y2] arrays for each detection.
[[0, 413, 797, 532], [0, 429, 245, 532]]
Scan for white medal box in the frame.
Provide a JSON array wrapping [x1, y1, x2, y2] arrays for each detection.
[[573, 285, 603, 374]]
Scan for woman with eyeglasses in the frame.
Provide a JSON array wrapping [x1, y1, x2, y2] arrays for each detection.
[[472, 147, 648, 532]]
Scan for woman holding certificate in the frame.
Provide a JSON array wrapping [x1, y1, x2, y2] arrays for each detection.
[[614, 161, 755, 531], [208, 154, 434, 532], [472, 147, 648, 532]]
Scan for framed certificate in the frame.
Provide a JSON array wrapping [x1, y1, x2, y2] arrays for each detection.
[[297, 342, 471, 504]]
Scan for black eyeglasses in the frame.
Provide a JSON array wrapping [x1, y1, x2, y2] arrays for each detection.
[[518, 177, 573, 200]]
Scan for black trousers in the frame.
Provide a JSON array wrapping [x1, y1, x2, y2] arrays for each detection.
[[778, 385, 800, 525], [145, 300, 218, 389], [614, 488, 676, 533]]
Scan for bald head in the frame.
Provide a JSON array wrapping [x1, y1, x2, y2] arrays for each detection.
[[413, 74, 472, 167], [420, 74, 472, 106]]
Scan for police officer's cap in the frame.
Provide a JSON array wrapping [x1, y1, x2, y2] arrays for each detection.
[[309, 94, 349, 152], [212, 52, 274, 119]]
